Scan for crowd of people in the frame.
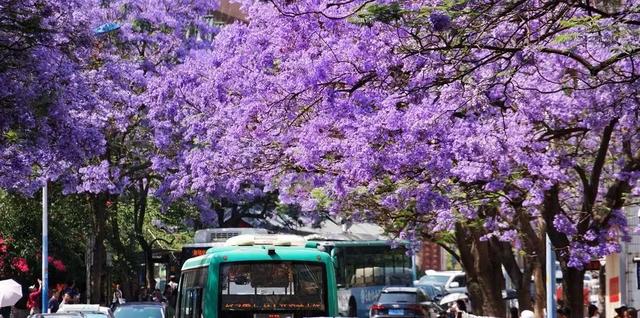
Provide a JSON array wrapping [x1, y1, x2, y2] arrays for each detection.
[[110, 276, 179, 318], [0, 280, 81, 318]]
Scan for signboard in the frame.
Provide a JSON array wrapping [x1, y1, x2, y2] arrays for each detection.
[[610, 277, 620, 303]]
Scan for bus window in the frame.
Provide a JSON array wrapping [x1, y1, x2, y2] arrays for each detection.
[[219, 262, 327, 317], [333, 248, 345, 286], [178, 268, 207, 318]]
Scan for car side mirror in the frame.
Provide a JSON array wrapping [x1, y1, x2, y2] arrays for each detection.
[[449, 282, 460, 288]]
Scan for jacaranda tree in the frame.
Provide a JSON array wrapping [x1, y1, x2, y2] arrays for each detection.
[[69, 0, 219, 302], [2, 0, 219, 303], [148, 1, 640, 316], [0, 0, 103, 192]]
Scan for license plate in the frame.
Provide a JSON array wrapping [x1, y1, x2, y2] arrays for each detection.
[[388, 309, 404, 315], [253, 314, 292, 318]]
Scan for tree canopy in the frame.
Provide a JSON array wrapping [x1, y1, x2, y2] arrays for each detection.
[[2, 0, 639, 316]]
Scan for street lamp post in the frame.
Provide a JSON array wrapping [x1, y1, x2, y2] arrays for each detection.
[[41, 183, 48, 313], [546, 235, 556, 318]]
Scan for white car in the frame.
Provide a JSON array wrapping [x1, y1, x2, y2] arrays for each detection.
[[416, 270, 467, 295], [57, 305, 114, 318]]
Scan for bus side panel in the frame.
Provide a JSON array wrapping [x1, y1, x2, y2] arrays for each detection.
[[204, 258, 219, 318], [350, 286, 385, 318], [324, 257, 339, 317]]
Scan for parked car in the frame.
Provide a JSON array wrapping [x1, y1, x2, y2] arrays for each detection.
[[416, 271, 467, 295], [57, 304, 114, 318], [369, 287, 444, 318], [113, 302, 166, 318]]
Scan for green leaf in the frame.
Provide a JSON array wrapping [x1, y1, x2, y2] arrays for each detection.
[[553, 33, 578, 44], [3, 130, 20, 142]]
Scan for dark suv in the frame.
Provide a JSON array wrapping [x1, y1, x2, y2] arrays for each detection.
[[369, 287, 443, 318]]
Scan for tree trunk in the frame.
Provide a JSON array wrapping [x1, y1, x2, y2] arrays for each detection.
[[490, 238, 533, 312], [455, 223, 506, 316], [138, 238, 155, 289], [560, 264, 585, 318], [90, 194, 109, 304], [132, 180, 153, 289], [108, 199, 137, 300], [516, 262, 533, 312], [532, 261, 546, 318]]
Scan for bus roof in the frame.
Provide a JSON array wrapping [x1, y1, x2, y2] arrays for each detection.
[[181, 245, 331, 270], [310, 240, 406, 247], [193, 228, 269, 243]]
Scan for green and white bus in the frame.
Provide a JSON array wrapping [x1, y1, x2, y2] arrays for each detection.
[[177, 234, 338, 318], [309, 238, 416, 318]]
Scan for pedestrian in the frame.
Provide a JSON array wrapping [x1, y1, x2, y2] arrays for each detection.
[[63, 281, 80, 303], [616, 306, 629, 318], [26, 279, 42, 315], [163, 285, 175, 318], [509, 307, 518, 318], [625, 307, 638, 318], [9, 284, 29, 318], [137, 287, 149, 302], [1, 306, 11, 318], [557, 307, 570, 318], [111, 283, 124, 310], [162, 286, 173, 303], [151, 289, 164, 303], [60, 292, 74, 306], [48, 289, 60, 314], [588, 304, 599, 318], [168, 276, 178, 290]]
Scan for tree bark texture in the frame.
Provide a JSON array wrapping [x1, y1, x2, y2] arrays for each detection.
[[455, 222, 506, 316], [90, 193, 109, 304]]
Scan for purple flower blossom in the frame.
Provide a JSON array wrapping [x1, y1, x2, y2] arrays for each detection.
[[429, 13, 451, 32], [553, 214, 577, 237]]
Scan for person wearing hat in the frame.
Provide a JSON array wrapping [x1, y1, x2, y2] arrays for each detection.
[[616, 305, 629, 318], [625, 307, 638, 318]]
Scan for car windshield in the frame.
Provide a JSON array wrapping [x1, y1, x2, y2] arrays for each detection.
[[114, 307, 163, 318], [418, 275, 449, 285], [82, 313, 108, 318], [219, 262, 326, 312], [417, 285, 440, 299], [378, 292, 416, 303]]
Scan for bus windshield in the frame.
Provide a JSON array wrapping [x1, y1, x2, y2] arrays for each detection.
[[219, 261, 327, 317]]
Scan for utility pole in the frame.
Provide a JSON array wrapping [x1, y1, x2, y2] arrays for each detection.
[[546, 235, 556, 318], [41, 183, 48, 313]]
